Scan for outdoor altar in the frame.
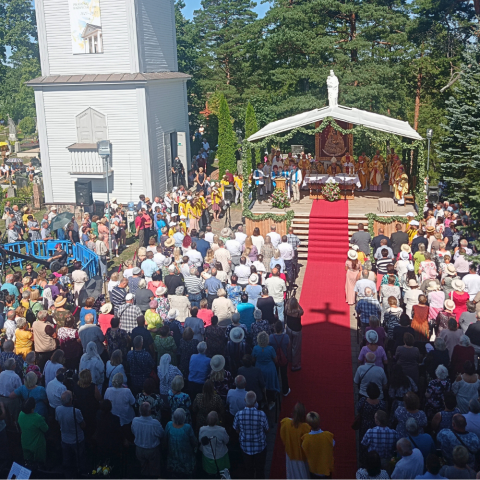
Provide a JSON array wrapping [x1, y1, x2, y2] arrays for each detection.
[[304, 173, 361, 200]]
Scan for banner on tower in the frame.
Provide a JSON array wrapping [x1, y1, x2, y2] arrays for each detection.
[[69, 0, 103, 55]]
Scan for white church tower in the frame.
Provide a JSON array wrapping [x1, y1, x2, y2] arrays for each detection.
[[29, 0, 191, 204]]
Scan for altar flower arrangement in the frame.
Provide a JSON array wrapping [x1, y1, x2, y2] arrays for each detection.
[[270, 189, 290, 209], [322, 181, 341, 201]]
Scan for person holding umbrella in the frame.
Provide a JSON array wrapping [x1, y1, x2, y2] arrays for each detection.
[[49, 210, 72, 240]]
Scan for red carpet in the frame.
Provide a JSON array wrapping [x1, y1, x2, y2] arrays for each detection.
[[270, 200, 357, 479]]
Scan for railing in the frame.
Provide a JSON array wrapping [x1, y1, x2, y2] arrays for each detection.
[[75, 243, 99, 277], [70, 149, 105, 174], [2, 240, 99, 276]]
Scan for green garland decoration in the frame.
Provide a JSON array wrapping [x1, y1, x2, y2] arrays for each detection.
[[243, 209, 296, 230], [241, 116, 426, 219]]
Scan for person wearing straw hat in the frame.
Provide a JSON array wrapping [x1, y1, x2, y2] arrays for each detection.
[[435, 299, 457, 335], [246, 274, 262, 308], [226, 327, 247, 377], [427, 281, 445, 322], [451, 279, 470, 322], [404, 279, 422, 319], [345, 250, 362, 305], [442, 264, 459, 297]]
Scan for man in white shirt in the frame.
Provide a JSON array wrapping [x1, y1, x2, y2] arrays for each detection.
[[235, 226, 247, 246], [150, 196, 162, 213], [0, 358, 22, 421], [354, 270, 377, 301], [205, 225, 215, 245], [226, 237, 242, 266], [46, 369, 67, 408], [264, 268, 286, 321], [374, 240, 394, 260], [202, 139, 210, 152], [267, 225, 282, 248], [391, 439, 424, 479], [186, 243, 203, 268], [289, 165, 303, 203], [454, 239, 473, 260], [132, 402, 165, 477], [464, 265, 480, 301], [234, 257, 251, 287], [278, 236, 295, 282], [47, 206, 57, 222], [153, 246, 166, 270], [214, 241, 232, 275]]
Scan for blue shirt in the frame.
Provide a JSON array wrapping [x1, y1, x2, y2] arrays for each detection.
[[1, 283, 19, 308], [141, 259, 158, 277], [188, 353, 211, 384], [237, 303, 255, 332], [173, 232, 185, 247], [195, 238, 210, 258], [205, 277, 222, 295], [79, 307, 97, 326]]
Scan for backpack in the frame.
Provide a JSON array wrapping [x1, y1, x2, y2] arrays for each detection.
[[274, 335, 288, 367]]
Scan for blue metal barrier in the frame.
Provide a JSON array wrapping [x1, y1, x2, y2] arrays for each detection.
[[2, 240, 99, 276], [2, 242, 30, 269], [75, 243, 99, 277]]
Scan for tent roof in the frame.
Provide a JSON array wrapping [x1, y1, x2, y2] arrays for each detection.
[[247, 104, 423, 142]]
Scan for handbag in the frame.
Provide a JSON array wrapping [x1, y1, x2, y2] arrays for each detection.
[[351, 402, 364, 430]]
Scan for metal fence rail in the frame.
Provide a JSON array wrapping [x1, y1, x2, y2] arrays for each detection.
[[1, 240, 99, 276]]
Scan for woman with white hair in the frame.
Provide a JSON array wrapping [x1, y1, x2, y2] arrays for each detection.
[[270, 248, 285, 273], [168, 286, 191, 323], [10, 371, 48, 418], [135, 279, 154, 314], [104, 372, 136, 426], [79, 341, 105, 390], [167, 376, 192, 424], [211, 288, 235, 327], [451, 335, 475, 376], [165, 408, 197, 477], [424, 365, 451, 420]]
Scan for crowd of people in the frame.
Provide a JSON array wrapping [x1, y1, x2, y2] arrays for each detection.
[[346, 200, 480, 479], [0, 216, 308, 478]]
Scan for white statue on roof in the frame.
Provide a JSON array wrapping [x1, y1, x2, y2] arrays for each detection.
[[326, 70, 339, 106]]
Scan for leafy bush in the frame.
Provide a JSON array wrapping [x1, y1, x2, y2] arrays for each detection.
[[18, 117, 36, 135]]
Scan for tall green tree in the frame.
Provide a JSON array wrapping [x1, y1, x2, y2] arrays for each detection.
[[217, 94, 237, 177], [0, 0, 40, 122], [193, 0, 258, 118], [244, 102, 260, 173], [438, 45, 480, 221]]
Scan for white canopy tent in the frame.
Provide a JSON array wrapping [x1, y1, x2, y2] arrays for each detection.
[[247, 104, 423, 142]]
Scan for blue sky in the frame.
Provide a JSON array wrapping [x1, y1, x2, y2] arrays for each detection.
[[182, 0, 272, 20]]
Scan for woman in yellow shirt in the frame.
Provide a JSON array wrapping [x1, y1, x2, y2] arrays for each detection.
[[280, 403, 311, 478], [179, 215, 187, 235], [234, 174, 243, 204], [220, 176, 229, 198], [211, 187, 222, 222], [15, 318, 33, 359], [186, 199, 199, 233]]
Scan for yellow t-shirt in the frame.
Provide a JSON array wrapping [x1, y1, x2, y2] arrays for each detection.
[[179, 202, 187, 217], [15, 329, 33, 359], [220, 179, 229, 195], [168, 228, 175, 237], [211, 192, 222, 205], [234, 176, 243, 191], [179, 221, 187, 235]]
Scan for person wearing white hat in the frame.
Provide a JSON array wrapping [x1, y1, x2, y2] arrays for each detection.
[[450, 278, 470, 322], [245, 274, 262, 308], [395, 250, 413, 283], [358, 330, 387, 368], [404, 279, 422, 319], [346, 250, 361, 305]]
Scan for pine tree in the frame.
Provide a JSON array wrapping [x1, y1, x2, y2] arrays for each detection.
[[217, 94, 237, 178], [244, 102, 260, 174], [438, 45, 480, 220]]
